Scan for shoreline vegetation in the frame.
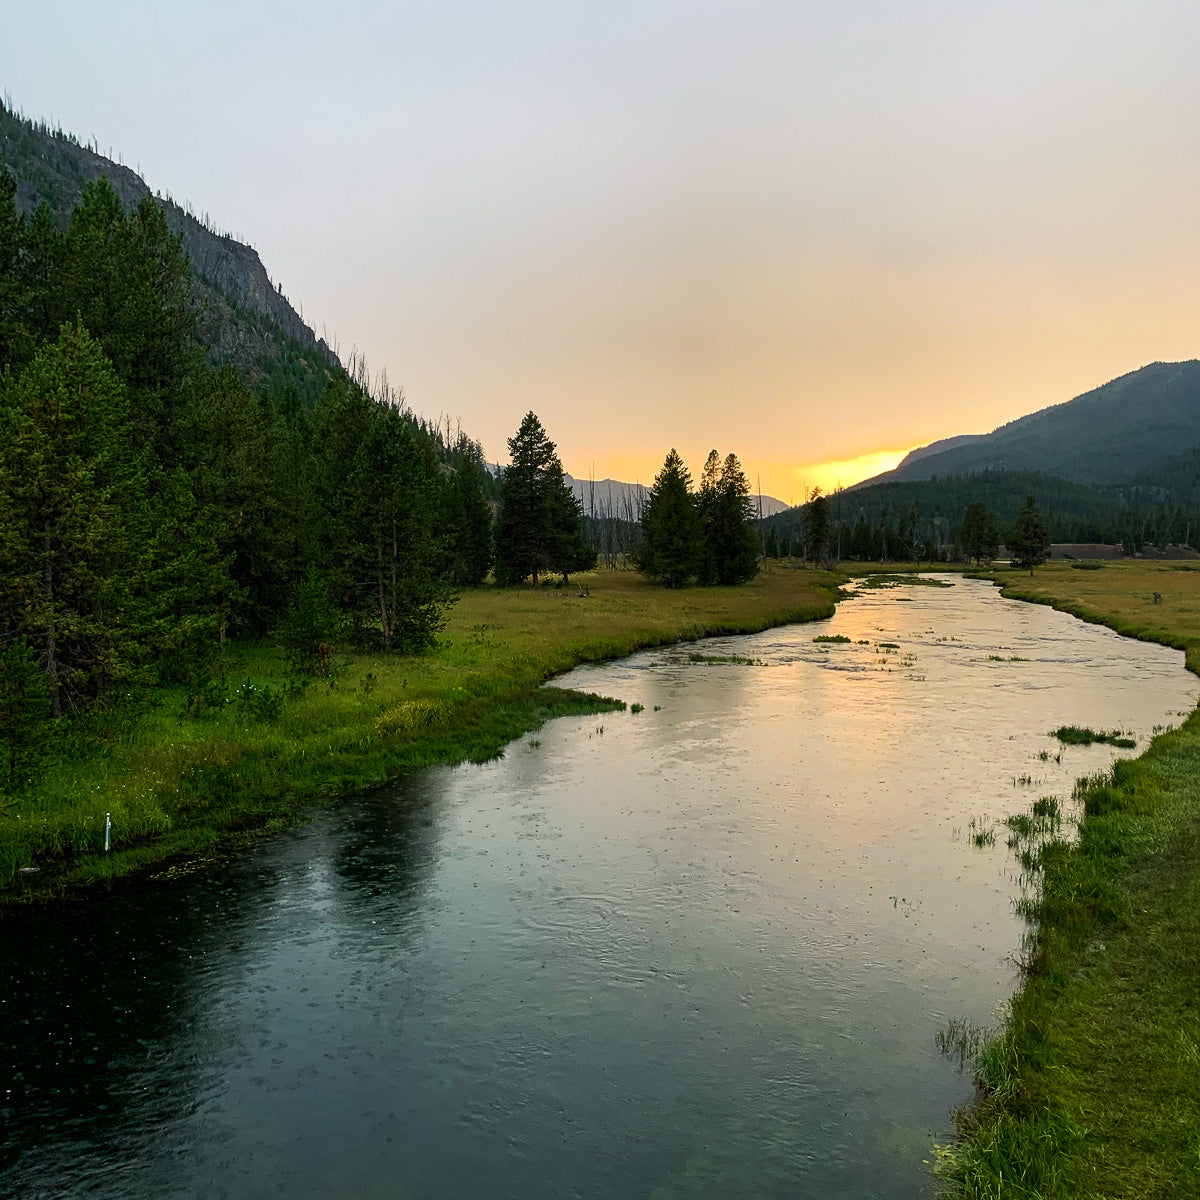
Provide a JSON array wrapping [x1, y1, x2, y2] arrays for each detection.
[[1, 563, 842, 904], [940, 560, 1200, 1199], [8, 555, 1200, 1194]]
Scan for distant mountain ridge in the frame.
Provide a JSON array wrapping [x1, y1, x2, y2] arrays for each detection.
[[482, 467, 792, 516], [562, 474, 791, 517], [892, 433, 987, 471], [0, 100, 337, 399], [858, 361, 1200, 489]]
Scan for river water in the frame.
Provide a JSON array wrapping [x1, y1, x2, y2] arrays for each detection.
[[2, 576, 1195, 1199]]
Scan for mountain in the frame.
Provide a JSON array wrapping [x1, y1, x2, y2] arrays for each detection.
[[0, 100, 337, 403], [891, 433, 987, 471], [563, 474, 791, 518], [858, 361, 1200, 489]]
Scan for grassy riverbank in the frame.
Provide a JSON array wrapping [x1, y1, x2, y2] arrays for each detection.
[[940, 561, 1200, 1198], [2, 564, 842, 903]]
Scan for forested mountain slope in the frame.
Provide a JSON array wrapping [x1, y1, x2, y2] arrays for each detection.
[[864, 360, 1200, 487], [0, 99, 337, 403]]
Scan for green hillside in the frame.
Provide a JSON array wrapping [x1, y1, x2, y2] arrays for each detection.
[[873, 361, 1200, 487], [0, 99, 339, 406]]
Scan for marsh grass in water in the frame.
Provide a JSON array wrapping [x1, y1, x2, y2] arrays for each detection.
[[938, 561, 1200, 1198], [812, 634, 852, 644], [1053, 725, 1137, 749], [936, 1017, 991, 1072], [860, 573, 955, 589], [685, 652, 765, 666]]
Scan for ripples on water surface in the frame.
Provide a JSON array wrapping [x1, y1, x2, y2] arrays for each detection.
[[2, 577, 1196, 1199]]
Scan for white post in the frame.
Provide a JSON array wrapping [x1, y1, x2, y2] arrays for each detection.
[[105, 812, 111, 852]]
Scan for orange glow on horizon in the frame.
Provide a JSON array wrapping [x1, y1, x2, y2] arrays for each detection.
[[789, 448, 915, 501], [566, 446, 917, 509]]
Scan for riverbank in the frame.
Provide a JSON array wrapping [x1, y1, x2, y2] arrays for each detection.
[[2, 564, 843, 904], [940, 561, 1200, 1198]]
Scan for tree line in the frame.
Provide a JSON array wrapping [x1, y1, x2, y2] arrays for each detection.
[[760, 490, 1052, 569], [636, 449, 759, 587], [0, 170, 499, 786], [767, 469, 1200, 562]]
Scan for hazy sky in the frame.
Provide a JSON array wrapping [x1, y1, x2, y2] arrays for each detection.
[[5, 2, 1200, 498]]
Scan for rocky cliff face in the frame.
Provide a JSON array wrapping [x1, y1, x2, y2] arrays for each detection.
[[0, 102, 337, 394]]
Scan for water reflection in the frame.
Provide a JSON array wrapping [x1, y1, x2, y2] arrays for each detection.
[[2, 577, 1195, 1199]]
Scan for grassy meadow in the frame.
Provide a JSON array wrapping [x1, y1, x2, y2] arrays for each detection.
[[939, 560, 1200, 1199], [1, 563, 841, 902]]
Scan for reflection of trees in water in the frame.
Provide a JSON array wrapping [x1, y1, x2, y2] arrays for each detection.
[[0, 771, 446, 1193], [0, 860, 275, 1183], [326, 770, 447, 916]]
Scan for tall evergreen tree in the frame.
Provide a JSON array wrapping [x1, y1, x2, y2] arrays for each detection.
[[0, 167, 31, 370], [696, 449, 722, 585], [444, 453, 494, 587], [180, 365, 277, 629], [0, 323, 145, 713], [1009, 495, 1050, 575], [493, 412, 583, 585], [544, 460, 595, 583], [637, 449, 702, 588], [961, 502, 1001, 564], [710, 453, 759, 584], [804, 489, 831, 565], [59, 184, 200, 460], [136, 469, 236, 682], [332, 404, 454, 651]]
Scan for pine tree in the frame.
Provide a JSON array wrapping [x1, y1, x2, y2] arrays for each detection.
[[133, 470, 237, 683], [180, 366, 277, 629], [276, 570, 345, 677], [637, 449, 702, 588], [445, 454, 494, 587], [696, 450, 722, 584], [341, 407, 454, 651], [59, 182, 200, 464], [961, 502, 1001, 564], [804, 489, 831, 565], [20, 203, 63, 354], [310, 375, 378, 628], [0, 165, 32, 370], [493, 412, 567, 586], [1009, 495, 1050, 575], [544, 460, 595, 583], [0, 322, 145, 713], [711, 453, 759, 584]]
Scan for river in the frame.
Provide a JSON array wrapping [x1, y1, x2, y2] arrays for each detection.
[[2, 576, 1195, 1199]]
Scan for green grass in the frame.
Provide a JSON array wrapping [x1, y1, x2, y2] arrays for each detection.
[[1052, 725, 1138, 749], [2, 563, 842, 903], [938, 560, 1200, 1198], [858, 572, 955, 588], [813, 634, 852, 643]]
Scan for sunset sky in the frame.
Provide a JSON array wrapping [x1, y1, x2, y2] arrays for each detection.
[[5, 2, 1200, 500]]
